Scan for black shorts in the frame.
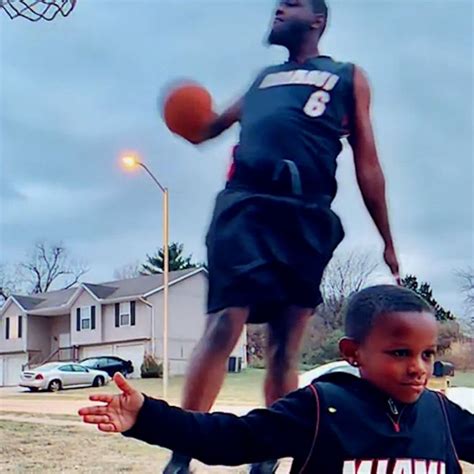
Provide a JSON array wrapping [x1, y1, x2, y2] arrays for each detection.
[[205, 187, 344, 324]]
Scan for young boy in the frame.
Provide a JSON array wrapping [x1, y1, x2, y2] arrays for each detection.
[[79, 285, 473, 473]]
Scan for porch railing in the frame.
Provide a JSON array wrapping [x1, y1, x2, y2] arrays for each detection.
[[23, 346, 80, 370]]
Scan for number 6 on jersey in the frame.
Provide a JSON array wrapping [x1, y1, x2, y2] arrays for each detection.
[[304, 90, 331, 117]]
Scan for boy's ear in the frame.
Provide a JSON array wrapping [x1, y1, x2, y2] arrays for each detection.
[[311, 13, 325, 31], [339, 337, 360, 367]]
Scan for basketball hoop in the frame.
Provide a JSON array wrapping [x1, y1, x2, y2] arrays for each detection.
[[0, 0, 77, 21]]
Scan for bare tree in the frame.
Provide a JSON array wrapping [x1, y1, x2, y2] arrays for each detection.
[[318, 250, 381, 329], [321, 250, 381, 300], [113, 261, 142, 280], [20, 241, 88, 294], [0, 263, 25, 304], [457, 266, 474, 336], [457, 266, 474, 309]]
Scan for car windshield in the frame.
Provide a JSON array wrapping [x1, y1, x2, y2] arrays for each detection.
[[309, 362, 347, 379], [36, 363, 61, 372], [80, 359, 99, 368]]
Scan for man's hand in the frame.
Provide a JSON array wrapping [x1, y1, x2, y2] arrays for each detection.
[[78, 373, 145, 433], [384, 245, 401, 285], [191, 98, 242, 144]]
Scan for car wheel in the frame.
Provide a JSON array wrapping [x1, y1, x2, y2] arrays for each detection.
[[93, 376, 104, 387], [48, 380, 62, 392]]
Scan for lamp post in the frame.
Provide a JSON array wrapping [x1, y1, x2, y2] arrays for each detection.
[[121, 154, 169, 399]]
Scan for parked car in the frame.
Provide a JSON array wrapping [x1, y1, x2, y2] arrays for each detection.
[[20, 362, 110, 392], [298, 360, 359, 388], [79, 356, 134, 378]]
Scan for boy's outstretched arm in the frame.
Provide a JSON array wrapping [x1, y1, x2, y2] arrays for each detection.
[[79, 373, 316, 466]]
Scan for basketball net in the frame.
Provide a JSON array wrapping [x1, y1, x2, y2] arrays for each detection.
[[0, 0, 76, 21]]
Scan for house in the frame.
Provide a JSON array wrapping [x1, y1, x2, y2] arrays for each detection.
[[0, 268, 247, 386]]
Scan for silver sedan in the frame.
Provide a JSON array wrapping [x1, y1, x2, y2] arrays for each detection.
[[20, 362, 111, 392]]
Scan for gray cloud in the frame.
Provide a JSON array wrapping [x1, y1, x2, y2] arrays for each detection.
[[1, 0, 472, 317]]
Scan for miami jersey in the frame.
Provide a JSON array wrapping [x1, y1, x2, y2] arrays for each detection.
[[233, 56, 355, 200]]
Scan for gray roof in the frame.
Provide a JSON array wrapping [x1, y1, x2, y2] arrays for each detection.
[[7, 268, 203, 312], [12, 295, 45, 310], [82, 283, 118, 299], [96, 268, 199, 299], [12, 287, 77, 310]]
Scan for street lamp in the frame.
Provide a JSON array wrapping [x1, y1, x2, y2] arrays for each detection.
[[121, 153, 169, 399]]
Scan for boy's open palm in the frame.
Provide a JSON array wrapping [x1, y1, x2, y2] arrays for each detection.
[[78, 372, 145, 433]]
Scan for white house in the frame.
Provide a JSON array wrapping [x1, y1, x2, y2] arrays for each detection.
[[0, 268, 247, 386]]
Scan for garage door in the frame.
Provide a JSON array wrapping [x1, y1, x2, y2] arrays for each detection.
[[80, 345, 114, 360], [115, 343, 145, 379], [4, 354, 27, 386]]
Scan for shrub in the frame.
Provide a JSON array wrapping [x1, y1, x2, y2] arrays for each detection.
[[140, 353, 163, 378]]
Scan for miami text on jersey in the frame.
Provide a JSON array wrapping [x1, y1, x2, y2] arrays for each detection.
[[343, 459, 447, 474], [259, 69, 340, 92]]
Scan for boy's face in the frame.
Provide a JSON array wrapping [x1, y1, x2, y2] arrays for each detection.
[[354, 311, 438, 403]]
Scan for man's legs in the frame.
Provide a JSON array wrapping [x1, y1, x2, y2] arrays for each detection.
[[181, 307, 249, 411], [250, 306, 312, 474], [264, 305, 313, 406], [164, 307, 249, 473]]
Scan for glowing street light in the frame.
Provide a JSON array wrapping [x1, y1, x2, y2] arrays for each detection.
[[121, 155, 138, 169], [120, 153, 169, 399]]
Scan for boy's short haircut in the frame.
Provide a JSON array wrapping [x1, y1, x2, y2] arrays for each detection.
[[344, 285, 434, 342]]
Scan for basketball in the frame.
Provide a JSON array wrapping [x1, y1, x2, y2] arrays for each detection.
[[162, 82, 215, 143]]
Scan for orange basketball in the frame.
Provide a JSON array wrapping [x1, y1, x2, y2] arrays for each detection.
[[162, 83, 215, 143]]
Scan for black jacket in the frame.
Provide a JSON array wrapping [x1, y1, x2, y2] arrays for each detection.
[[123, 374, 473, 473]]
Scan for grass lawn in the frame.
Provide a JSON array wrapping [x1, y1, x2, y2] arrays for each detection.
[[0, 420, 253, 473], [1, 368, 473, 473], [451, 370, 474, 388], [0, 418, 472, 474], [4, 368, 267, 406]]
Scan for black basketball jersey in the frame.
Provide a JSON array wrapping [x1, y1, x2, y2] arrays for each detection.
[[233, 56, 355, 201], [123, 373, 473, 473]]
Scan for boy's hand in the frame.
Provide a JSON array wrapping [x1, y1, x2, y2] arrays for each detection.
[[78, 373, 145, 433]]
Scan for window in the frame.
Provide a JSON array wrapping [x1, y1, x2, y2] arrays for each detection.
[[80, 359, 99, 368], [96, 359, 107, 368], [76, 306, 96, 332], [58, 365, 74, 372], [72, 365, 88, 372], [5, 315, 22, 340], [120, 303, 130, 326], [115, 301, 135, 327], [106, 358, 121, 367], [80, 307, 91, 330]]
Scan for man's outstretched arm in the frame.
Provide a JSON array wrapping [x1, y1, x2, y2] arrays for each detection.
[[348, 66, 400, 283]]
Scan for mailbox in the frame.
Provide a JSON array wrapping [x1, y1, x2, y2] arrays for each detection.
[[428, 361, 455, 394], [433, 361, 455, 377]]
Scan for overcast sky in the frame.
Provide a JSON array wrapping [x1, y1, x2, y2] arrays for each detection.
[[0, 0, 472, 317]]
